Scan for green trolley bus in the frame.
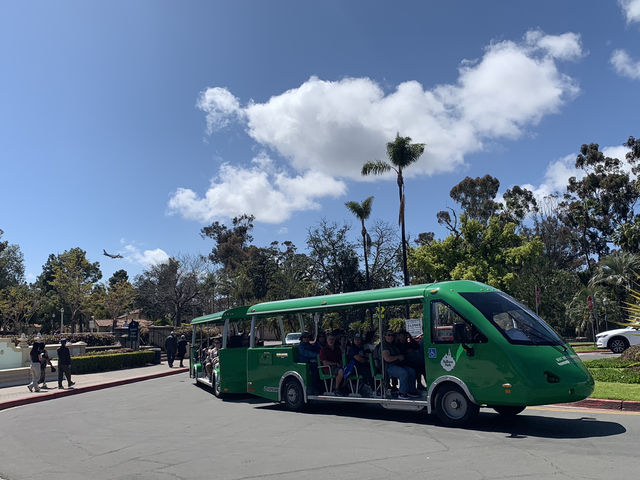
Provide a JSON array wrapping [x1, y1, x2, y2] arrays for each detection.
[[190, 280, 594, 427]]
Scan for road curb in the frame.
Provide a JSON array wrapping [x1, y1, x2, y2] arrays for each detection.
[[0, 367, 188, 412], [558, 397, 640, 411]]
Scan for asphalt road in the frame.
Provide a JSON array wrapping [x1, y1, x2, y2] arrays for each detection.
[[0, 373, 636, 480]]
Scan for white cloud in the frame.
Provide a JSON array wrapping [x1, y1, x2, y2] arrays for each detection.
[[611, 49, 640, 80], [177, 30, 584, 225], [168, 154, 346, 224], [521, 145, 632, 202], [197, 87, 244, 134], [525, 30, 584, 60], [122, 244, 170, 268], [200, 30, 582, 182], [619, 0, 640, 24]]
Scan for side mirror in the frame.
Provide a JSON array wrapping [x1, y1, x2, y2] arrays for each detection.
[[453, 323, 468, 344]]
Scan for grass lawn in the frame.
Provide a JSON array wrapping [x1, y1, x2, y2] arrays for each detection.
[[572, 344, 600, 351], [592, 381, 640, 401]]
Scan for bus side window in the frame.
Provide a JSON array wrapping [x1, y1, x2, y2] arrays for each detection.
[[431, 301, 486, 344]]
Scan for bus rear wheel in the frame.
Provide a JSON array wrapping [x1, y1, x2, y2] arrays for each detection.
[[282, 378, 305, 411], [493, 405, 526, 417], [213, 373, 223, 398], [434, 384, 478, 427]]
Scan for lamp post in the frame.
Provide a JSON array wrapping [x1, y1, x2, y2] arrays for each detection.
[[603, 298, 609, 331], [60, 307, 64, 334]]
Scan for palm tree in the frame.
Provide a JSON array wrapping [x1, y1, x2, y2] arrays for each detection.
[[345, 196, 374, 289], [362, 133, 425, 286]]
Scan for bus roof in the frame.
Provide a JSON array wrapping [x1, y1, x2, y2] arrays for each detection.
[[190, 305, 250, 325], [247, 283, 436, 317]]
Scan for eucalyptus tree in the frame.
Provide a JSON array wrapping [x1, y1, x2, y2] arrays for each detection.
[[362, 134, 425, 286], [345, 196, 374, 289]]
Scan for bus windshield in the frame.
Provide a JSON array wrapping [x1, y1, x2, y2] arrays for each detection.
[[459, 292, 564, 346]]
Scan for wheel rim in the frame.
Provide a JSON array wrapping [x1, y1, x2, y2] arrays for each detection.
[[287, 385, 299, 404], [441, 390, 467, 420], [610, 339, 626, 353]]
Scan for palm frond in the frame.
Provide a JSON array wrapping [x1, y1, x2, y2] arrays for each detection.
[[361, 161, 392, 176]]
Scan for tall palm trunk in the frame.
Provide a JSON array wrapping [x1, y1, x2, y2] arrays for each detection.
[[361, 220, 371, 289], [397, 170, 409, 286]]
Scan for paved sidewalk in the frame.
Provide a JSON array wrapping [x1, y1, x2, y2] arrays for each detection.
[[0, 363, 188, 412]]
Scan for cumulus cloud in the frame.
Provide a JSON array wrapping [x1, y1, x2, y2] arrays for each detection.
[[619, 0, 640, 24], [175, 30, 584, 224], [200, 30, 582, 182], [168, 153, 346, 224], [611, 49, 640, 79], [121, 244, 170, 268]]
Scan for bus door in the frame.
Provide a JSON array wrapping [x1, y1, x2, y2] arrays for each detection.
[[424, 295, 505, 402]]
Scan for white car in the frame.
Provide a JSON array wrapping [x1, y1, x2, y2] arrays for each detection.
[[284, 332, 302, 345], [595, 326, 640, 354]]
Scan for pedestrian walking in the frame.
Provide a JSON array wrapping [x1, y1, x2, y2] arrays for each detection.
[[165, 331, 178, 368], [27, 342, 42, 392], [38, 342, 55, 389], [177, 335, 188, 368], [56, 338, 75, 389]]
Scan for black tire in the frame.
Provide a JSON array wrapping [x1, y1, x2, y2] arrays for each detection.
[[282, 378, 306, 411], [493, 405, 526, 417], [434, 384, 479, 427], [212, 373, 223, 398], [608, 337, 629, 354]]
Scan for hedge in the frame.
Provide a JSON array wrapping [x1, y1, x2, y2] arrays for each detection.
[[11, 333, 116, 347], [71, 350, 155, 375]]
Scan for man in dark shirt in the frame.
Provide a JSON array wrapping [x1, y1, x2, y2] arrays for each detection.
[[346, 334, 372, 387], [165, 332, 178, 368], [297, 331, 321, 394], [382, 331, 419, 399], [57, 338, 75, 389]]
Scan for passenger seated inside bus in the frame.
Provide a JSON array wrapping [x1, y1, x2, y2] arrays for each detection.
[[319, 332, 344, 395], [313, 331, 327, 350], [382, 330, 420, 400], [204, 339, 221, 379], [397, 331, 426, 390], [298, 332, 322, 394], [346, 333, 373, 390]]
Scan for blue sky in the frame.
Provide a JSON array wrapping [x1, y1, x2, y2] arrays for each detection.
[[1, 1, 640, 285]]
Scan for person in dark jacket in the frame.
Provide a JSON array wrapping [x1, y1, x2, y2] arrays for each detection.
[[27, 342, 42, 392], [38, 342, 55, 389], [165, 332, 178, 368], [177, 335, 188, 368], [57, 338, 75, 389]]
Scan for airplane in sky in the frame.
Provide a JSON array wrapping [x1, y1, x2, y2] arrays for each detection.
[[103, 249, 123, 259]]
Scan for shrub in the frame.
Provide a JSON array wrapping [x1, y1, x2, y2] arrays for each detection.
[[71, 350, 155, 374], [11, 333, 116, 347], [588, 367, 640, 384], [582, 358, 639, 368], [621, 345, 640, 362]]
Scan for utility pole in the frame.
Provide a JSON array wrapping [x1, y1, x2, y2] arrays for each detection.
[[60, 307, 64, 334]]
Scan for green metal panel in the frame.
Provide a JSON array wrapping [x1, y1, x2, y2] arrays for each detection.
[[218, 348, 248, 394], [246, 346, 308, 401]]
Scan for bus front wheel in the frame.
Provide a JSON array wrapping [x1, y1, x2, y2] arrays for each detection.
[[434, 384, 478, 427], [493, 405, 526, 417], [282, 378, 305, 411]]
